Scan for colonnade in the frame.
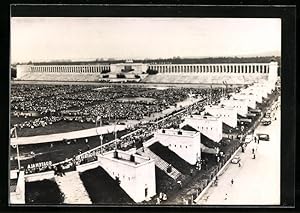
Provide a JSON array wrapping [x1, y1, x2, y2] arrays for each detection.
[[30, 65, 110, 73], [148, 63, 270, 74], [27, 63, 272, 75]]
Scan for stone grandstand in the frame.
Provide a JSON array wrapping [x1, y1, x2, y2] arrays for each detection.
[[142, 73, 267, 84], [15, 60, 278, 85], [18, 72, 100, 82]]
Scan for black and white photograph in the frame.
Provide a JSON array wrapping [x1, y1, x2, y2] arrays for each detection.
[[8, 5, 295, 207]]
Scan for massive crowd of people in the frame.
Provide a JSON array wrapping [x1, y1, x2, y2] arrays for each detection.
[[11, 84, 221, 131]]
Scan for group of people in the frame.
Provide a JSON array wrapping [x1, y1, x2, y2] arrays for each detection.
[[11, 85, 206, 131]]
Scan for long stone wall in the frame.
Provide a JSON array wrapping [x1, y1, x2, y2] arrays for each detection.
[[148, 63, 270, 74], [15, 62, 278, 84]]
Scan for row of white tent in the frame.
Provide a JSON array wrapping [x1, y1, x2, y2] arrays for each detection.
[[177, 80, 276, 143]]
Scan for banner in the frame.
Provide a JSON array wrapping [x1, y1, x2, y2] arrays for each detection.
[[27, 161, 52, 169]]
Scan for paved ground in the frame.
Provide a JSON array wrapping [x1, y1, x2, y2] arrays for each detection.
[[11, 124, 127, 145], [197, 98, 280, 205]]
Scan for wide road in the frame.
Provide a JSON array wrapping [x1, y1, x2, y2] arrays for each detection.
[[197, 98, 280, 205]]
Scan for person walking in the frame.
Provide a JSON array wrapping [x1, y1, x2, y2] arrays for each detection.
[[252, 148, 255, 154], [231, 179, 234, 185]]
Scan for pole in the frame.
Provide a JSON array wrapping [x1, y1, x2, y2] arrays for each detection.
[[114, 122, 117, 150], [16, 144, 21, 171], [14, 127, 21, 171], [100, 135, 103, 155]]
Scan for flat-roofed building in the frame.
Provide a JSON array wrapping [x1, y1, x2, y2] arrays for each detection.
[[179, 115, 223, 143], [250, 83, 270, 98], [219, 98, 248, 117], [154, 129, 201, 165], [236, 87, 263, 103], [98, 150, 156, 203], [204, 105, 238, 128], [231, 93, 257, 109]]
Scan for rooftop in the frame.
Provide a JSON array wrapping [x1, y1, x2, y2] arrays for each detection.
[[185, 114, 219, 121], [205, 105, 235, 110], [102, 150, 151, 166], [156, 128, 199, 137]]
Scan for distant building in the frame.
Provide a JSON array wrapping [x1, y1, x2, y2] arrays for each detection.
[[204, 105, 238, 128], [154, 129, 201, 165], [98, 150, 156, 203], [179, 115, 223, 143]]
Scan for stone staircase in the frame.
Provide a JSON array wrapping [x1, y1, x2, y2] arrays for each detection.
[[55, 171, 92, 204], [137, 147, 182, 180]]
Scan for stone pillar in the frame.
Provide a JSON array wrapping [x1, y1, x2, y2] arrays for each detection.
[[268, 61, 278, 84]]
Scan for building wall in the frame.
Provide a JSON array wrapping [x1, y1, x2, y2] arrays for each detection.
[[135, 161, 156, 202], [24, 171, 55, 182], [204, 105, 237, 128], [180, 116, 223, 142], [154, 130, 201, 165], [250, 84, 270, 98], [231, 94, 257, 109], [98, 152, 156, 202], [220, 99, 248, 117], [240, 88, 262, 103], [110, 63, 148, 74]]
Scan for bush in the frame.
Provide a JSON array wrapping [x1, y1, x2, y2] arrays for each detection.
[[134, 74, 140, 79], [102, 74, 109, 78]]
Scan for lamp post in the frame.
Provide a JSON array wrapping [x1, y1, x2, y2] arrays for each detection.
[[100, 135, 103, 155]]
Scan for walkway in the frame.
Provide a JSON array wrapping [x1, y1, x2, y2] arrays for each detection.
[[11, 125, 127, 145], [55, 171, 92, 204]]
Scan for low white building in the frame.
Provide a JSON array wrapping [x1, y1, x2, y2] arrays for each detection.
[[204, 105, 238, 128], [154, 129, 201, 165], [179, 115, 223, 143], [239, 89, 263, 103], [250, 82, 272, 97], [98, 150, 156, 203], [231, 93, 257, 109], [219, 98, 248, 117]]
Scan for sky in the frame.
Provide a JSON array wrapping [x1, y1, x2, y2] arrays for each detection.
[[11, 18, 281, 63]]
